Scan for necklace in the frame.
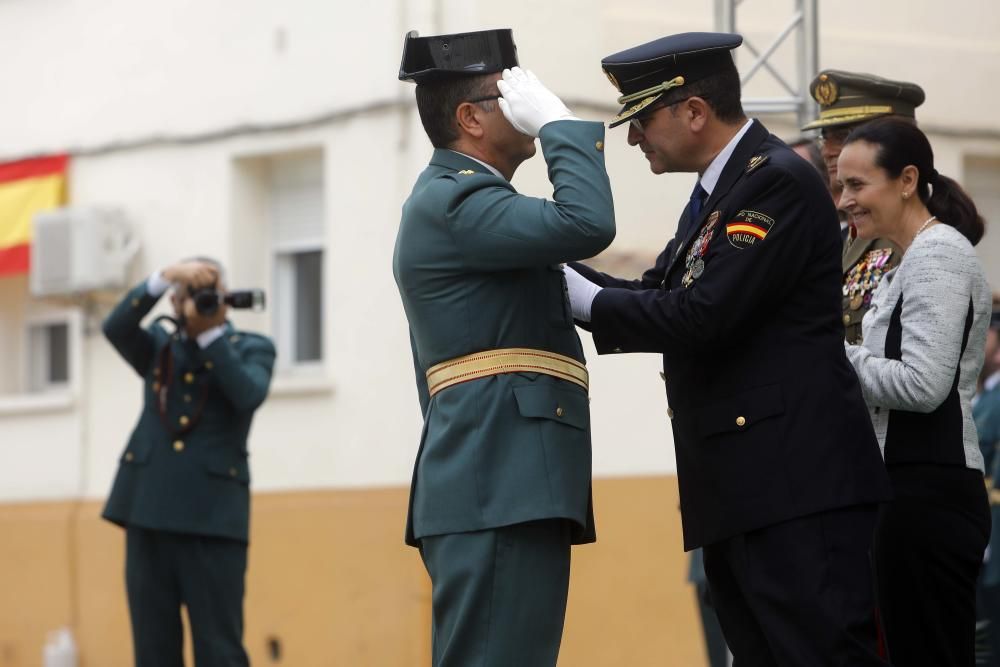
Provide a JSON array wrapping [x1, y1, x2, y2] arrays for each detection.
[[915, 215, 937, 237]]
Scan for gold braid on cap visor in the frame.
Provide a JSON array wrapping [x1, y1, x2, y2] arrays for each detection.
[[610, 76, 685, 124]]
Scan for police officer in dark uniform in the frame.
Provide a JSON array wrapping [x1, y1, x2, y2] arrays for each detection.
[[801, 70, 925, 343], [102, 258, 275, 666], [563, 33, 892, 666]]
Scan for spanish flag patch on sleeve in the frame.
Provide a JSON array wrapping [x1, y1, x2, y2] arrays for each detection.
[[726, 209, 774, 250]]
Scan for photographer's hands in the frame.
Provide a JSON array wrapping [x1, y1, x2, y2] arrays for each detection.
[[161, 260, 228, 339]]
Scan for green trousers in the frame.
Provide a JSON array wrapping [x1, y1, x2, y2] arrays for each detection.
[[419, 519, 573, 667], [125, 526, 249, 667]]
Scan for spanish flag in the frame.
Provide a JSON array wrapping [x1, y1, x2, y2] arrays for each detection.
[[0, 155, 68, 276]]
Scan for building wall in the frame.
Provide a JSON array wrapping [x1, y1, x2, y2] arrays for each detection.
[[1, 1, 999, 665]]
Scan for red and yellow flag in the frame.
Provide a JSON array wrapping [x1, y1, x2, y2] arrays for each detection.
[[0, 155, 68, 276]]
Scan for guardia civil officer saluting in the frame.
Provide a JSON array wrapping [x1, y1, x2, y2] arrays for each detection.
[[102, 258, 275, 666], [563, 33, 891, 666], [394, 29, 614, 667]]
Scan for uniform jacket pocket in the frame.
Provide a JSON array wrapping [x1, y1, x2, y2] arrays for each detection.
[[696, 383, 785, 438], [513, 384, 589, 431], [202, 449, 251, 485]]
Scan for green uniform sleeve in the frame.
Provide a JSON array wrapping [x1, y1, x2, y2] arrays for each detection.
[[199, 333, 276, 413], [102, 281, 162, 376]]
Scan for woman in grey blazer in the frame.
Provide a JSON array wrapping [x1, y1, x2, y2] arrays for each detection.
[[837, 117, 991, 667]]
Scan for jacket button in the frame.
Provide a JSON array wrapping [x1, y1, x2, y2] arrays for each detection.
[[173, 440, 185, 452], [842, 314, 851, 325], [204, 361, 214, 370], [595, 140, 604, 152], [131, 298, 140, 307], [229, 335, 241, 343], [667, 408, 674, 419], [184, 394, 192, 403], [736, 416, 746, 427], [556, 406, 564, 418], [229, 467, 238, 477], [179, 415, 190, 427], [124, 452, 134, 462], [184, 372, 195, 384]]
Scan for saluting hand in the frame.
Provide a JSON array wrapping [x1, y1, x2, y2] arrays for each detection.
[[497, 67, 578, 137]]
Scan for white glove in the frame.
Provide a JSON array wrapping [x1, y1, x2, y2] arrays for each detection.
[[562, 265, 602, 322], [496, 67, 578, 137]]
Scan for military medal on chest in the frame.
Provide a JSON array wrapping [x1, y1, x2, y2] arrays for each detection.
[[682, 210, 721, 287], [843, 248, 893, 310]]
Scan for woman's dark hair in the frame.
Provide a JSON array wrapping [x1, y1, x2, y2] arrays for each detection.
[[844, 117, 985, 245]]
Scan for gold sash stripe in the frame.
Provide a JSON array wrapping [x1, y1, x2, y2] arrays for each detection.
[[426, 347, 588, 398]]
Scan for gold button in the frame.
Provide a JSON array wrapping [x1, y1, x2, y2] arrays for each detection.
[[184, 372, 194, 384], [153, 368, 160, 376], [556, 406, 564, 418], [842, 314, 851, 325], [131, 298, 140, 307], [179, 415, 190, 427], [124, 452, 134, 462], [667, 408, 674, 419], [173, 440, 185, 452], [595, 140, 604, 152], [204, 361, 213, 370], [736, 416, 746, 427], [152, 382, 160, 392], [184, 394, 192, 403], [229, 467, 238, 477]]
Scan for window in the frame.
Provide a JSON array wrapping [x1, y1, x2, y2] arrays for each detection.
[[270, 152, 325, 367], [963, 155, 1000, 290], [21, 310, 79, 396]]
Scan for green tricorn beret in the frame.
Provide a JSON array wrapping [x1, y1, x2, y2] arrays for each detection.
[[801, 69, 925, 131]]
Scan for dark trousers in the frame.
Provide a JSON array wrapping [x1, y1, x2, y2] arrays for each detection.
[[695, 581, 731, 667], [875, 465, 991, 667], [125, 526, 249, 667], [419, 519, 572, 667], [703, 504, 885, 667]]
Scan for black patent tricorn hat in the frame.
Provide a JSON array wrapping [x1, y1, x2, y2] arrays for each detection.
[[601, 32, 743, 127], [398, 29, 518, 84]]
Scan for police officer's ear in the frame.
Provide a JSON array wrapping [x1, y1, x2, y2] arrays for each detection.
[[455, 102, 487, 139], [679, 96, 712, 133]]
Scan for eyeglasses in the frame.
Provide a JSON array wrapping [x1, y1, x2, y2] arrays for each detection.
[[466, 95, 501, 106], [820, 126, 852, 145], [629, 104, 666, 132]]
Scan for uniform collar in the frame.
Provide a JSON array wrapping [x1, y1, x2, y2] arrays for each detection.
[[699, 118, 754, 196]]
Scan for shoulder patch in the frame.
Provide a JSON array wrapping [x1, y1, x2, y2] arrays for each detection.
[[746, 154, 770, 174], [726, 209, 774, 249]]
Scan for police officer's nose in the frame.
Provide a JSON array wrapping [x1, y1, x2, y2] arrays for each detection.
[[627, 122, 643, 146]]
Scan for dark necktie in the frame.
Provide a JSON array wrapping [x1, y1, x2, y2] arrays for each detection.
[[680, 181, 707, 239]]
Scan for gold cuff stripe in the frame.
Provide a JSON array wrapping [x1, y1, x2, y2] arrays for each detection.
[[818, 105, 893, 120], [617, 76, 685, 105], [426, 347, 588, 398]]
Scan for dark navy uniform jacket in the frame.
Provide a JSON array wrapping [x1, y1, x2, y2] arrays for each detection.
[[102, 281, 276, 543], [574, 120, 891, 550]]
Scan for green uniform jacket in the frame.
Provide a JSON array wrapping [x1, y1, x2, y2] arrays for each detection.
[[841, 235, 901, 343], [393, 120, 616, 547], [101, 282, 276, 543]]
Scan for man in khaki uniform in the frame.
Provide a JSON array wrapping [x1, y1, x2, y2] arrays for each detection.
[[801, 70, 925, 343]]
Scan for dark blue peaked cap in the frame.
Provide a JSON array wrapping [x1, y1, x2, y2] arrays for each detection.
[[399, 29, 518, 84], [602, 32, 743, 127]]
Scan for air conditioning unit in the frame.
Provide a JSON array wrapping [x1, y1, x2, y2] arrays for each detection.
[[30, 207, 139, 296]]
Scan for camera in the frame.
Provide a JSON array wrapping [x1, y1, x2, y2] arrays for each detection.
[[190, 287, 266, 316]]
